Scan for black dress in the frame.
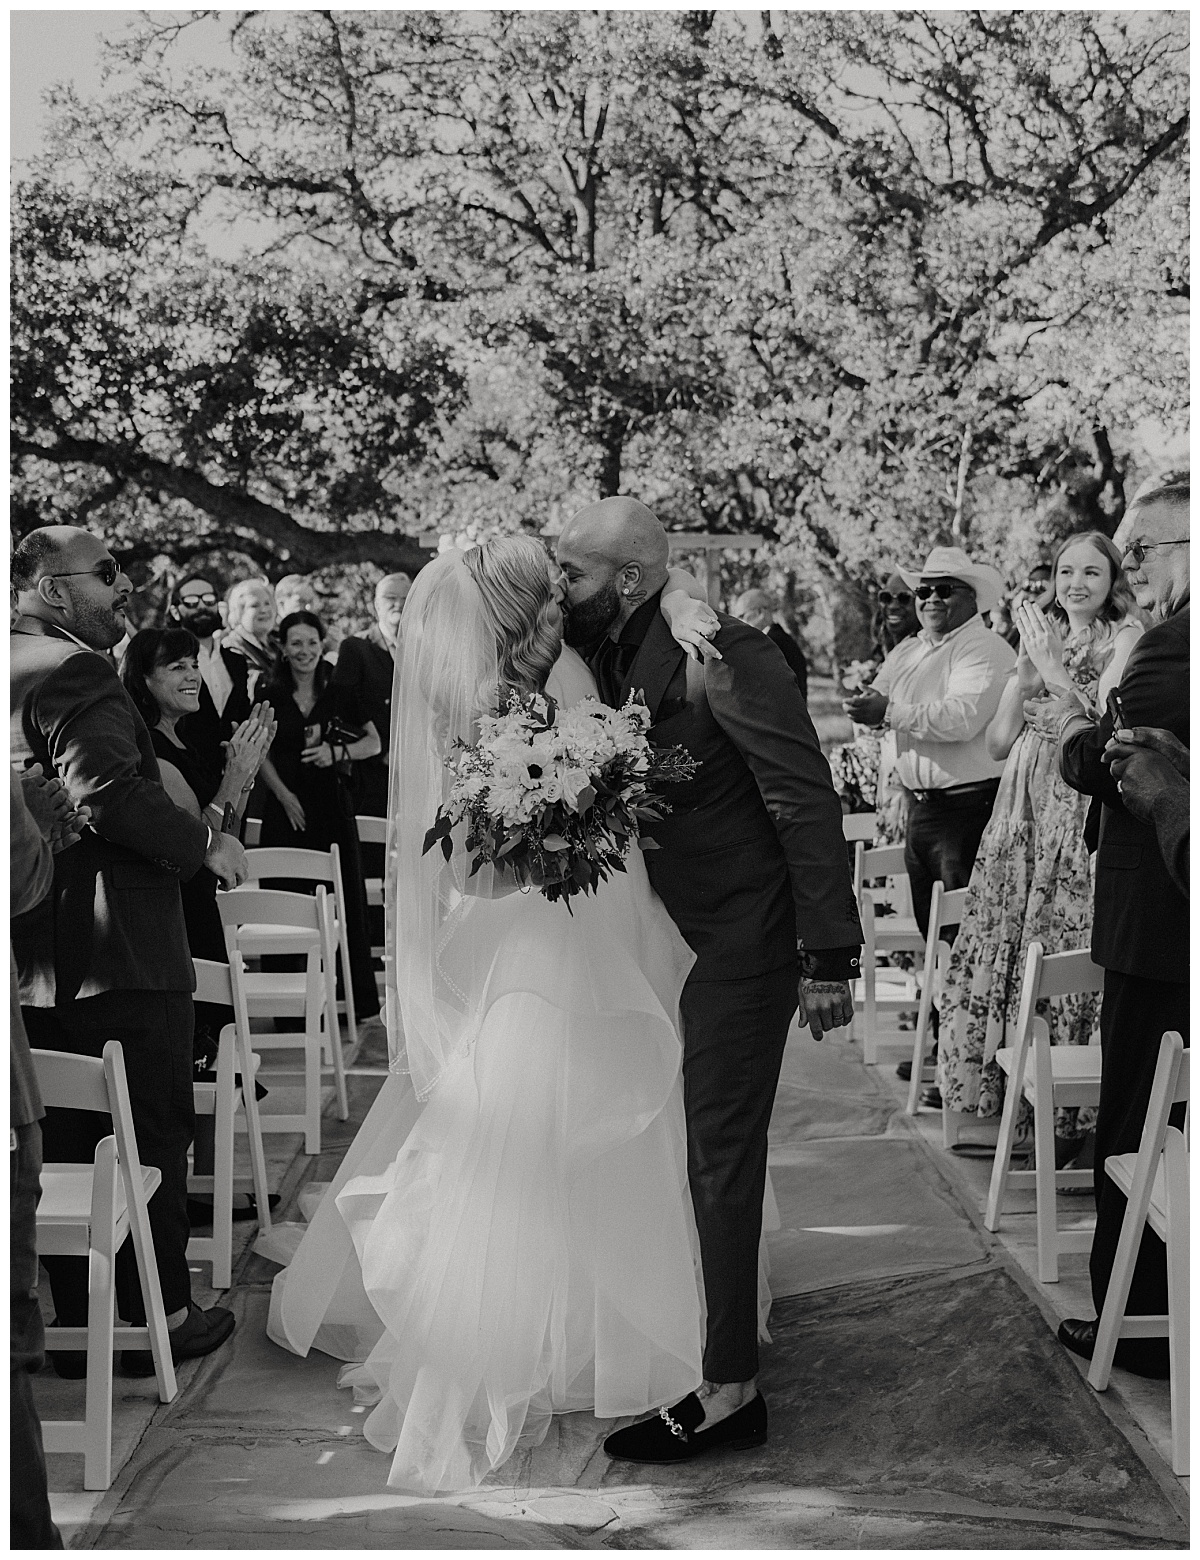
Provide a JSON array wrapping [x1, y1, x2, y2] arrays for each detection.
[[259, 667, 380, 1020], [150, 728, 229, 1073]]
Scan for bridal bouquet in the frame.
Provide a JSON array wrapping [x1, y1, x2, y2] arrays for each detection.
[[422, 690, 699, 908]]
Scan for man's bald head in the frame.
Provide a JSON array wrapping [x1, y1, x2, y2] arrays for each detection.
[[556, 497, 672, 645], [11, 524, 132, 648]]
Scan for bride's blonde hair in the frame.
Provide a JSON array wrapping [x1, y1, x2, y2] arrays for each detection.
[[462, 535, 561, 697]]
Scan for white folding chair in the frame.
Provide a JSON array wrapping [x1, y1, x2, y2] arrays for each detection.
[[243, 844, 359, 1052], [852, 843, 923, 1064], [32, 1041, 177, 1490], [187, 954, 274, 1288], [984, 942, 1105, 1281], [218, 887, 346, 1153], [356, 813, 388, 965], [243, 816, 262, 846], [842, 812, 877, 845], [906, 882, 967, 1115], [1088, 1032, 1189, 1476]]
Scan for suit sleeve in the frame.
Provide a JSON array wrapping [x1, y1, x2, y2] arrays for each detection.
[[1150, 784, 1189, 899], [31, 652, 209, 876], [703, 621, 863, 971], [1059, 624, 1180, 808], [10, 771, 53, 917], [332, 636, 364, 693]]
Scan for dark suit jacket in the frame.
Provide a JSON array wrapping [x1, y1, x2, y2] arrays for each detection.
[[180, 645, 253, 757], [10, 618, 208, 1006], [1060, 606, 1189, 982], [767, 622, 808, 702], [600, 605, 861, 983]]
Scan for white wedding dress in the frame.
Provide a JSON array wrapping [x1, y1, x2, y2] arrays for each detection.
[[267, 638, 708, 1493]]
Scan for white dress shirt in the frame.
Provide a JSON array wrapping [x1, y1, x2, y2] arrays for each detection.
[[197, 637, 235, 716], [870, 616, 1017, 792]]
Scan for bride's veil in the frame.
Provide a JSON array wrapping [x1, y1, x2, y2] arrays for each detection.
[[383, 550, 504, 1100]]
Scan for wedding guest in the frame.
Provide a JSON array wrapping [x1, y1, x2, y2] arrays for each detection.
[[935, 533, 1141, 1122], [842, 546, 1016, 936], [332, 572, 410, 818], [258, 611, 382, 1024], [1103, 727, 1188, 896], [275, 574, 318, 619], [732, 588, 808, 700], [10, 526, 248, 1380], [223, 577, 278, 697], [168, 575, 253, 753], [11, 767, 88, 1551], [1046, 472, 1189, 1377]]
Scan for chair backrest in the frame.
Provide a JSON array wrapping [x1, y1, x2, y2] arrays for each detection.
[[30, 1048, 110, 1114], [245, 846, 334, 884], [1010, 942, 1106, 1062], [31, 1042, 142, 1187], [356, 815, 387, 846], [217, 886, 323, 931], [932, 885, 968, 941], [193, 957, 233, 1007], [1132, 1031, 1188, 1170], [861, 843, 907, 879], [243, 817, 262, 846], [842, 813, 877, 844]]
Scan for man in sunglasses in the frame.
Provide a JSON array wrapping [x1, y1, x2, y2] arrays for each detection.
[[1043, 471, 1189, 1379], [169, 575, 253, 752], [843, 545, 1015, 944], [10, 525, 250, 1378]]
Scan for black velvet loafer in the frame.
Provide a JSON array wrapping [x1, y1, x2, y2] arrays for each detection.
[[603, 1391, 768, 1464], [120, 1303, 236, 1377], [1057, 1317, 1170, 1379]]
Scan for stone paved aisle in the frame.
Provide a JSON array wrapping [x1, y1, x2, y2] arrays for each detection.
[[39, 1021, 1188, 1549]]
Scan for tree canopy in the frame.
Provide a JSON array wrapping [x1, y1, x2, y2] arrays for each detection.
[[12, 9, 1187, 653]]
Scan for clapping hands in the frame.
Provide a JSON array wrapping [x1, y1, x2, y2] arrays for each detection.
[[223, 702, 276, 792], [1014, 602, 1065, 691]]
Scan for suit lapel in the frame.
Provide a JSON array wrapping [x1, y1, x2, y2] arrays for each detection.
[[623, 611, 687, 726]]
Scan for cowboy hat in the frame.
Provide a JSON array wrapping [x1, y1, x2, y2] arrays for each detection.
[[899, 546, 1004, 614]]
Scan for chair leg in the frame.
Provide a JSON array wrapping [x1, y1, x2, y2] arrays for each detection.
[[212, 1076, 235, 1293], [323, 946, 350, 1122], [338, 918, 359, 1052], [241, 1075, 274, 1234], [83, 1243, 116, 1491], [1032, 1032, 1059, 1283], [984, 1056, 1024, 1231], [1164, 1128, 1189, 1475], [863, 967, 877, 1066]]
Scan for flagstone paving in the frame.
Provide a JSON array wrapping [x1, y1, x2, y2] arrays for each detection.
[[41, 1023, 1187, 1549]]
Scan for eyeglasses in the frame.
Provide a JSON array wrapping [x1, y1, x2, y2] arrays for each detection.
[[914, 581, 970, 602], [1123, 539, 1190, 568], [47, 560, 121, 588], [878, 591, 912, 606], [178, 592, 218, 607]]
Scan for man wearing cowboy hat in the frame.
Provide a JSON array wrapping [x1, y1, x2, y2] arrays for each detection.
[[843, 545, 1016, 940]]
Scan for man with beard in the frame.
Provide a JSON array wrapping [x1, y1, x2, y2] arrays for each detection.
[[332, 573, 411, 818], [11, 526, 249, 1378], [556, 497, 861, 1463], [168, 575, 254, 756]]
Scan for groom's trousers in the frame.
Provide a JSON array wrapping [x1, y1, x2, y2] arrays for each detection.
[[680, 962, 798, 1384]]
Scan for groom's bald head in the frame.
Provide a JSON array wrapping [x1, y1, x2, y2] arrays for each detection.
[[556, 497, 671, 644]]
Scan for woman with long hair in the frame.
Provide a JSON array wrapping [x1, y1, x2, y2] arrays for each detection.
[[936, 531, 1143, 1146], [266, 539, 728, 1494], [257, 610, 383, 1023]]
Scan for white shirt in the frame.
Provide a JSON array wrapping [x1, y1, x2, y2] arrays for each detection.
[[870, 616, 1017, 791], [197, 637, 235, 716]]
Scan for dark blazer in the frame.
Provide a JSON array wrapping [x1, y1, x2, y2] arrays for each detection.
[[10, 618, 208, 1006], [767, 622, 808, 702], [181, 644, 253, 756], [602, 607, 861, 982], [1060, 606, 1189, 981]]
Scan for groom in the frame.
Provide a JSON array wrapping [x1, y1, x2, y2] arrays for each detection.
[[558, 498, 862, 1461]]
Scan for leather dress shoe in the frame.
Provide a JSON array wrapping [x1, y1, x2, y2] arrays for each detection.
[[897, 1045, 937, 1083], [919, 1085, 943, 1109], [603, 1391, 767, 1464], [121, 1303, 236, 1377], [1057, 1317, 1170, 1380], [188, 1193, 281, 1227]]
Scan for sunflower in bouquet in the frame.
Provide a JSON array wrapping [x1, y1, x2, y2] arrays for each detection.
[[423, 689, 699, 908]]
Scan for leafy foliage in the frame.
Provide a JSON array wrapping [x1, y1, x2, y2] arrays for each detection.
[[12, 10, 1187, 660]]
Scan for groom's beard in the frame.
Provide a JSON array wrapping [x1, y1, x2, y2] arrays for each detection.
[[562, 581, 622, 648]]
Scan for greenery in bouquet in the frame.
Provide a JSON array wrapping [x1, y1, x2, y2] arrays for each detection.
[[423, 690, 699, 908]]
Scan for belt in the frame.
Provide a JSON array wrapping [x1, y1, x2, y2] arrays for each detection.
[[906, 779, 1000, 806]]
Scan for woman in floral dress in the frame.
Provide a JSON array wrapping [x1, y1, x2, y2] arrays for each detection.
[[937, 533, 1142, 1146]]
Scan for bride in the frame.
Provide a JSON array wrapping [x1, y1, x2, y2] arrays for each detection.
[[267, 536, 722, 1494]]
